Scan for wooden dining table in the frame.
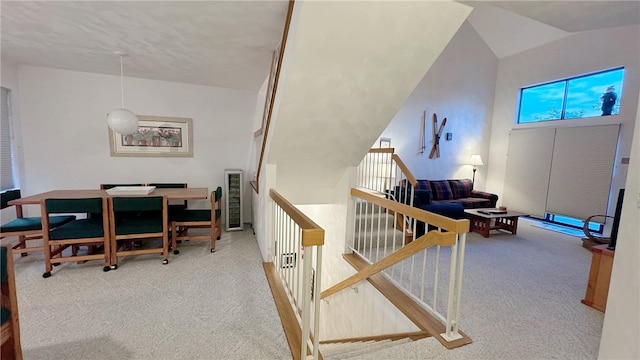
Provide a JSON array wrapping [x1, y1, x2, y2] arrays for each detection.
[[8, 188, 209, 217]]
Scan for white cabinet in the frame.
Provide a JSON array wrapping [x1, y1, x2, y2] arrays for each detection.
[[225, 170, 243, 231]]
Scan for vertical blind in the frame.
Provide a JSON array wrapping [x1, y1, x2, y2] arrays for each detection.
[[1, 87, 15, 190], [503, 124, 619, 220]]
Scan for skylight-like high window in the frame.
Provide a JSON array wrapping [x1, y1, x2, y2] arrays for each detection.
[[517, 67, 625, 124]]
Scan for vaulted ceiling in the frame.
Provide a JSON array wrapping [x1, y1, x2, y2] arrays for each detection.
[[1, 1, 638, 91]]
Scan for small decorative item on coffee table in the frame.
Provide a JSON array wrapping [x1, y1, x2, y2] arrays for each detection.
[[464, 207, 528, 238]]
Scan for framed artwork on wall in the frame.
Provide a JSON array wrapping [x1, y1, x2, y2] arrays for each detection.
[[108, 115, 193, 157]]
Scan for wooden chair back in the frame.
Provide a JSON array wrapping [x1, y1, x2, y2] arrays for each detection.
[[1, 245, 23, 360], [108, 196, 169, 267], [41, 197, 111, 277]]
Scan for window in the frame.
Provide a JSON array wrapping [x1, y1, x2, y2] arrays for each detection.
[[1, 87, 16, 191], [545, 213, 603, 234], [517, 68, 624, 124]]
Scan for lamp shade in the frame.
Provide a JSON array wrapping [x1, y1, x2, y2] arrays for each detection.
[[107, 108, 139, 135], [470, 154, 484, 166]]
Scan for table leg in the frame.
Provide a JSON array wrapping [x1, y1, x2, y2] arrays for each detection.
[[469, 215, 491, 238], [495, 216, 519, 235]]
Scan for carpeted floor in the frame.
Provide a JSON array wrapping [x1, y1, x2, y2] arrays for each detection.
[[10, 229, 291, 360], [8, 218, 604, 359]]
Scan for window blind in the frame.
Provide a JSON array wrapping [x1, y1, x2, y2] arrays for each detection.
[[1, 87, 15, 190], [502, 128, 555, 217], [503, 125, 619, 220], [545, 125, 619, 219]]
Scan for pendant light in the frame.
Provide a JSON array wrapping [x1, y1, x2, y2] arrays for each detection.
[[107, 51, 139, 135]]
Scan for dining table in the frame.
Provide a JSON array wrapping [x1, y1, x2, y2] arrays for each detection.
[[8, 187, 209, 217]]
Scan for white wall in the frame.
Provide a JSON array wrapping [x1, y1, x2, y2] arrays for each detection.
[[378, 22, 498, 188], [598, 92, 640, 360], [487, 25, 640, 212], [17, 65, 258, 221]]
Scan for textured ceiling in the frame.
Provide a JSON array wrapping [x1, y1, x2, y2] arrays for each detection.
[[1, 1, 637, 91], [484, 0, 640, 32], [0, 1, 288, 91], [462, 0, 640, 58]]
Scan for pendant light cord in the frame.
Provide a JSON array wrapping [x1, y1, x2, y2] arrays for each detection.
[[120, 55, 125, 108]]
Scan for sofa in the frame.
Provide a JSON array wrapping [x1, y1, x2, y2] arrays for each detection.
[[401, 179, 498, 209], [394, 179, 499, 236]]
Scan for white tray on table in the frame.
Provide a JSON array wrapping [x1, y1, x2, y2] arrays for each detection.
[[105, 186, 156, 196]]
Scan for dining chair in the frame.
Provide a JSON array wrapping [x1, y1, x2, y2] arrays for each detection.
[[99, 183, 145, 190], [170, 186, 222, 254], [1, 190, 75, 257], [1, 245, 22, 360], [41, 197, 111, 278], [108, 195, 169, 268], [146, 183, 188, 216]]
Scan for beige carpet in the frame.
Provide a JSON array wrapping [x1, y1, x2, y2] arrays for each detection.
[[8, 218, 604, 359], [10, 229, 291, 360]]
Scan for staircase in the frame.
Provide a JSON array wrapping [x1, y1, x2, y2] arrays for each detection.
[[320, 338, 412, 359]]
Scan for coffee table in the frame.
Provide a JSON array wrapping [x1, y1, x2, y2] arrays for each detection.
[[464, 208, 528, 238]]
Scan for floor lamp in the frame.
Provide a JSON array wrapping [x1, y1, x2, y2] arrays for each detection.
[[470, 154, 483, 183]]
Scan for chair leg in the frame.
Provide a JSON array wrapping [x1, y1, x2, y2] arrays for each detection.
[[42, 242, 53, 278], [162, 232, 169, 265], [171, 222, 179, 255]]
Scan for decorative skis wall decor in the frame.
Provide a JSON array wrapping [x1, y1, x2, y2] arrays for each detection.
[[429, 113, 446, 159]]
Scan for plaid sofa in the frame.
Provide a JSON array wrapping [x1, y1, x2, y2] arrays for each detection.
[[397, 179, 497, 209]]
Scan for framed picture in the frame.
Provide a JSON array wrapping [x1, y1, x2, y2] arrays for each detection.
[[108, 115, 193, 157]]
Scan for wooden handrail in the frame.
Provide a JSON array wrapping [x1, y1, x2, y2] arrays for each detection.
[[368, 147, 395, 154], [255, 0, 295, 193], [320, 229, 456, 299], [351, 187, 469, 234], [391, 153, 417, 187], [270, 189, 324, 246]]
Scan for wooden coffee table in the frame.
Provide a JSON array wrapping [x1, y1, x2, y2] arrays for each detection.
[[464, 208, 528, 238]]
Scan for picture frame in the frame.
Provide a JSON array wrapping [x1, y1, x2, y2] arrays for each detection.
[[108, 115, 193, 157]]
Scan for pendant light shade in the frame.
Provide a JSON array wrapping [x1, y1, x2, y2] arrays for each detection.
[[107, 108, 139, 135], [107, 52, 138, 135]]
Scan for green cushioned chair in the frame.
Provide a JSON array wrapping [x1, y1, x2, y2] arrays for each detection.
[[108, 196, 169, 268], [41, 197, 111, 278], [170, 187, 222, 254], [147, 183, 188, 211], [1, 189, 75, 257], [1, 245, 23, 359], [146, 183, 188, 227]]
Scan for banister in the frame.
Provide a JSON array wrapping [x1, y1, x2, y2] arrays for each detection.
[[255, 0, 295, 193], [351, 187, 469, 234], [391, 153, 417, 187], [320, 230, 456, 299], [368, 147, 395, 154], [269, 189, 324, 246]]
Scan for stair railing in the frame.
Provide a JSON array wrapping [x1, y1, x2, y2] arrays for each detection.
[[270, 189, 324, 360], [356, 148, 417, 201], [254, 1, 295, 193], [357, 148, 419, 242], [324, 186, 470, 347]]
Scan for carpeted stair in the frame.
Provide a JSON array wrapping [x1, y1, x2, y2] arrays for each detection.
[[321, 338, 412, 359]]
